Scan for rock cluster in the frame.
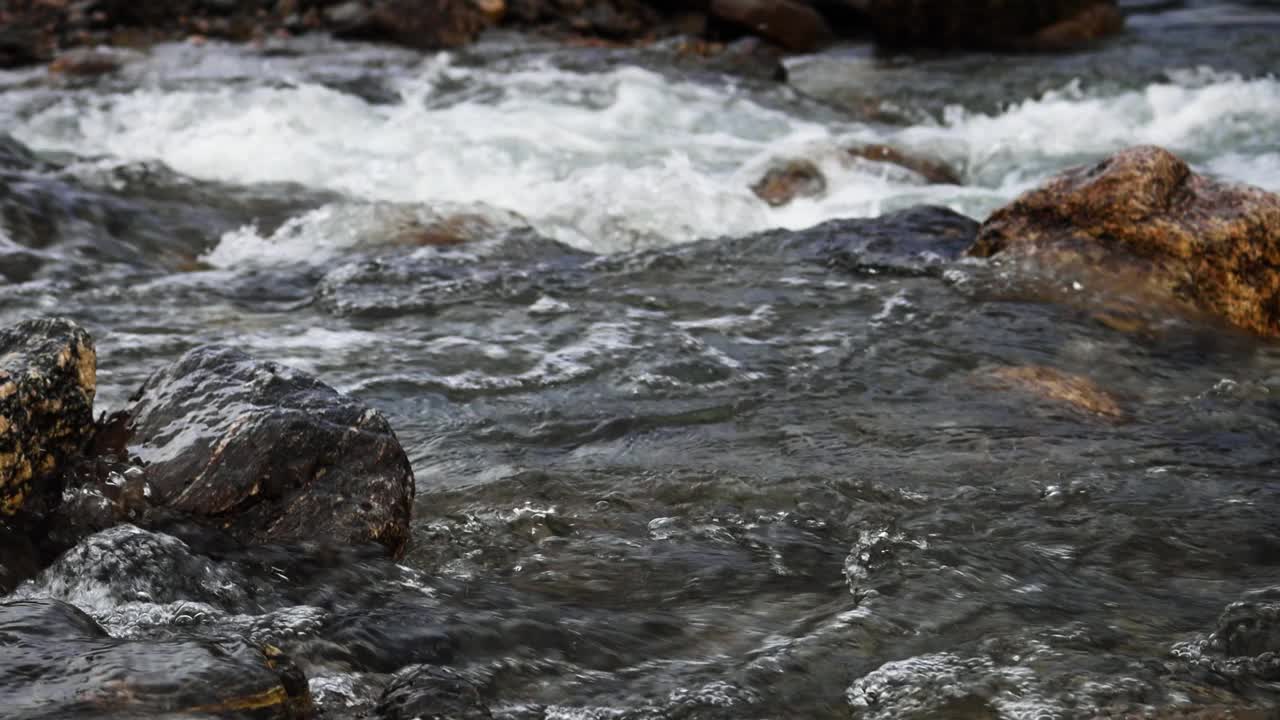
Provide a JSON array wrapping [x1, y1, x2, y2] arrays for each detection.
[[0, 0, 1126, 71]]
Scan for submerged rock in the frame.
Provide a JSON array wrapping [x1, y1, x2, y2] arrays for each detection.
[[0, 599, 311, 719], [751, 159, 827, 207], [376, 665, 492, 720], [978, 365, 1124, 420], [0, 318, 96, 517], [844, 0, 1123, 51], [124, 346, 415, 556], [970, 146, 1280, 338]]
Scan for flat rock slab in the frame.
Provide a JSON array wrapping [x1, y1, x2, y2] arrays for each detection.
[[125, 346, 414, 556], [0, 599, 310, 719], [0, 318, 96, 516]]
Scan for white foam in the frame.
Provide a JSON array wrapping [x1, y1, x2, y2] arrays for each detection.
[[6, 50, 1279, 259]]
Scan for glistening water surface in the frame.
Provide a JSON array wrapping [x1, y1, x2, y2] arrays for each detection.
[[2, 1, 1280, 717]]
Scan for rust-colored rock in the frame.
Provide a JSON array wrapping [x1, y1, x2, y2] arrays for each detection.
[[751, 159, 827, 207], [970, 146, 1280, 338], [844, 0, 1122, 51], [846, 144, 961, 185], [980, 365, 1124, 419], [125, 346, 415, 556], [709, 0, 833, 52], [0, 318, 96, 517]]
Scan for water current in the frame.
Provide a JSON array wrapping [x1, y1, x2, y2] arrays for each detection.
[[2, 1, 1280, 717]]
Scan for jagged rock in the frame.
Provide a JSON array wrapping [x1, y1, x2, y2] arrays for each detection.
[[846, 144, 961, 185], [0, 599, 312, 719], [709, 0, 833, 52], [842, 0, 1123, 51], [0, 318, 96, 517], [969, 146, 1280, 338], [751, 159, 827, 206], [124, 346, 415, 555]]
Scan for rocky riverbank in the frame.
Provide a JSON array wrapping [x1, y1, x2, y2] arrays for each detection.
[[1, 0, 1127, 72]]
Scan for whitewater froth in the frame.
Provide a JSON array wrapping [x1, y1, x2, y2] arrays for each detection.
[[5, 49, 1279, 261]]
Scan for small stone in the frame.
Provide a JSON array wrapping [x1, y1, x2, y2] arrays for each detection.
[[751, 159, 827, 207]]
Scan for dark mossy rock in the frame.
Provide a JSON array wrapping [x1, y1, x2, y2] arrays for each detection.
[[0, 599, 311, 719], [376, 665, 492, 720], [0, 318, 96, 517], [842, 0, 1123, 51], [969, 146, 1280, 338], [124, 346, 414, 556]]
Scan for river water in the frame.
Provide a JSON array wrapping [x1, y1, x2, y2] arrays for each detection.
[[2, 1, 1280, 718]]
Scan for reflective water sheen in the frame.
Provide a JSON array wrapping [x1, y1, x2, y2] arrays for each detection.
[[2, 1, 1280, 717]]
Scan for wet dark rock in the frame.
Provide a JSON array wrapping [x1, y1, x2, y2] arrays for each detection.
[[846, 144, 961, 185], [0, 318, 96, 517], [751, 158, 827, 207], [709, 0, 834, 52], [332, 0, 494, 51], [0, 598, 312, 719], [841, 0, 1124, 51], [318, 605, 455, 672], [969, 146, 1280, 338], [124, 345, 415, 555], [0, 24, 50, 68], [1209, 590, 1280, 659], [377, 665, 493, 720], [715, 205, 978, 276], [48, 48, 125, 77], [0, 522, 40, 595]]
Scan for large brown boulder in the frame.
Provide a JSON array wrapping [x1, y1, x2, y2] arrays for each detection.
[[0, 318, 96, 517], [969, 146, 1280, 338], [125, 346, 415, 555], [842, 0, 1123, 51], [0, 599, 311, 719]]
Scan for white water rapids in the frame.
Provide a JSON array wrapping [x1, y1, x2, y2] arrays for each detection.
[[3, 41, 1278, 262]]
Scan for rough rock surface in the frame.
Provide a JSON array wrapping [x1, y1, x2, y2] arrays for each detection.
[[125, 345, 415, 555], [0, 599, 311, 719], [969, 146, 1280, 338], [0, 318, 96, 517], [842, 0, 1123, 51]]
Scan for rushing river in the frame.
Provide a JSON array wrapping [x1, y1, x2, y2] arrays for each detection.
[[2, 1, 1280, 717]]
